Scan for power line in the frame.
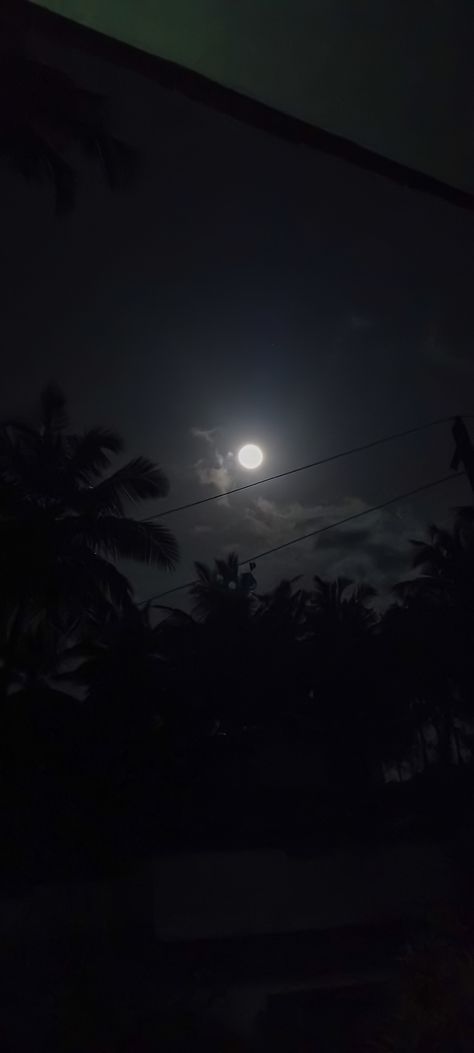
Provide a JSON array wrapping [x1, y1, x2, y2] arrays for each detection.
[[141, 469, 466, 605], [143, 415, 456, 522]]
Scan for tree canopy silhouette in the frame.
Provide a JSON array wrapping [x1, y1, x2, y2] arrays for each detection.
[[1, 390, 474, 856], [0, 385, 177, 696]]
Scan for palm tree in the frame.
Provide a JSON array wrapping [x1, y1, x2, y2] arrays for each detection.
[[0, 385, 178, 694], [1, 618, 82, 697], [71, 602, 170, 792], [252, 578, 309, 729], [0, 50, 136, 212], [257, 577, 307, 634], [186, 553, 268, 748], [377, 602, 429, 778], [304, 575, 380, 788], [76, 602, 164, 708], [394, 511, 474, 766], [309, 575, 377, 632], [191, 552, 255, 626], [397, 513, 474, 612]]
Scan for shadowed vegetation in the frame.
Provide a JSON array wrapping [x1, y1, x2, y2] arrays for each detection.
[[1, 388, 474, 881], [0, 48, 136, 212]]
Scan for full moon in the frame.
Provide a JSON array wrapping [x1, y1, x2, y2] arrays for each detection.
[[238, 443, 263, 470]]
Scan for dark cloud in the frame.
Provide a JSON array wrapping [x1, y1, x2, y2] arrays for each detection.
[[314, 515, 420, 586], [181, 490, 423, 595], [315, 527, 373, 550]]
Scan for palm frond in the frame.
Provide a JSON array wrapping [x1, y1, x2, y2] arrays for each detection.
[[259, 577, 301, 605], [78, 552, 133, 609], [0, 427, 45, 498], [0, 384, 179, 642], [313, 575, 352, 605], [335, 576, 353, 598], [353, 583, 377, 605], [194, 561, 213, 584], [83, 457, 170, 514], [411, 541, 452, 574], [215, 552, 240, 582], [67, 428, 123, 483], [32, 553, 131, 625], [0, 417, 37, 439], [393, 576, 441, 601], [0, 54, 137, 213], [70, 514, 179, 570]]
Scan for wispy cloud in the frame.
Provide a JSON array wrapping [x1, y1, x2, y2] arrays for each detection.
[[190, 427, 218, 444], [243, 495, 366, 548], [190, 425, 235, 494], [188, 429, 425, 594], [194, 459, 232, 491]]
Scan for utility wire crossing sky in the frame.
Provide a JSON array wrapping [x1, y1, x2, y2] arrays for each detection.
[[143, 414, 470, 522], [141, 470, 466, 605]]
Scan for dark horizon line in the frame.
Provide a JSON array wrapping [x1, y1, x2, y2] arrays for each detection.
[[12, 0, 474, 212]]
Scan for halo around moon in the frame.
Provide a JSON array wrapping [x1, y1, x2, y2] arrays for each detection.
[[238, 444, 263, 469]]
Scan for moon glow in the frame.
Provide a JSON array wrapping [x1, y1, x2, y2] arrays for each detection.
[[238, 444, 263, 469]]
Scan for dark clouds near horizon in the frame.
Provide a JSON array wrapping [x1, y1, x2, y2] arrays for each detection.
[[0, 22, 473, 604]]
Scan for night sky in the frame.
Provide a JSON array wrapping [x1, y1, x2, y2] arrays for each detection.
[[1, 22, 473, 604]]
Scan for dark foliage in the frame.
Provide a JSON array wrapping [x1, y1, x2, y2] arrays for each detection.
[[1, 388, 474, 881], [0, 51, 136, 212], [0, 386, 178, 699]]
